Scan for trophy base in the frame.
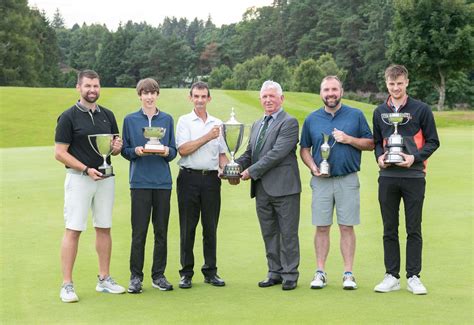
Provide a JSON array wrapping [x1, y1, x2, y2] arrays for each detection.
[[320, 161, 330, 177], [143, 144, 165, 154], [99, 166, 114, 178], [384, 154, 404, 164], [222, 164, 241, 179]]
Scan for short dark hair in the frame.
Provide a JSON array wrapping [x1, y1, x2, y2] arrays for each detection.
[[320, 75, 343, 90], [77, 70, 100, 84], [136, 78, 160, 95], [385, 65, 408, 81], [189, 81, 210, 97]]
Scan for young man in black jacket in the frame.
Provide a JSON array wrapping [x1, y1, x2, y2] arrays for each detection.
[[372, 65, 440, 295]]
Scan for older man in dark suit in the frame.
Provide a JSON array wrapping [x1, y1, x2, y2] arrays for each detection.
[[234, 80, 301, 290]]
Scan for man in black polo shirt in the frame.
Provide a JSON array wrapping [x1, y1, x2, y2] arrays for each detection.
[[55, 70, 125, 303], [373, 65, 440, 295]]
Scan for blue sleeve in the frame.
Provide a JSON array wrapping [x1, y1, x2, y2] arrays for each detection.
[[300, 117, 312, 148], [121, 116, 138, 161], [359, 111, 373, 139], [165, 116, 177, 162]]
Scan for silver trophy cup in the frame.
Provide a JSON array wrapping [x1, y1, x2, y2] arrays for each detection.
[[319, 133, 332, 177], [381, 113, 411, 163], [143, 127, 166, 154], [222, 108, 246, 179], [88, 133, 117, 177]]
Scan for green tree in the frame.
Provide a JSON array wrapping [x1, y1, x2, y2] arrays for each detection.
[[293, 59, 321, 93], [293, 53, 347, 93], [51, 8, 65, 29], [231, 54, 270, 90], [262, 55, 292, 90], [208, 65, 233, 88], [284, 0, 319, 60], [358, 0, 393, 91], [68, 23, 110, 70], [388, 0, 474, 110], [0, 0, 60, 86], [29, 9, 61, 86]]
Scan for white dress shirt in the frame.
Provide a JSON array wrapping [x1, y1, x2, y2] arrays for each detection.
[[176, 110, 226, 170]]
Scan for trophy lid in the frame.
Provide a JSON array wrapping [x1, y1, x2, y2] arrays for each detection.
[[225, 107, 242, 125]]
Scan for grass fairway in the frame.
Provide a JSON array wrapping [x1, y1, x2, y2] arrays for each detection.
[[0, 87, 473, 324]]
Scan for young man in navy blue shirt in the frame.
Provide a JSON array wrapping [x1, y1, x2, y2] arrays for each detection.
[[300, 76, 374, 290], [121, 78, 177, 293]]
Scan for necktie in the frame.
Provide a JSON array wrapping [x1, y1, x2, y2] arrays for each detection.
[[254, 115, 271, 157]]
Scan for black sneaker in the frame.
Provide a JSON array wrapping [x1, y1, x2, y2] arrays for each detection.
[[128, 277, 143, 294], [152, 276, 173, 291], [179, 276, 192, 289], [204, 274, 226, 287]]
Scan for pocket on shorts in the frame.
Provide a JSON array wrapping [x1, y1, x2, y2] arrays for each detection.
[[345, 173, 360, 189]]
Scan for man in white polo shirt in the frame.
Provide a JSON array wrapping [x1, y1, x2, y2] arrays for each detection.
[[175, 81, 229, 289]]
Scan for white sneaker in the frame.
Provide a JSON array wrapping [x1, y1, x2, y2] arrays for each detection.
[[407, 275, 427, 295], [374, 274, 400, 292], [310, 270, 327, 289], [96, 276, 126, 294], [60, 283, 79, 303], [342, 272, 357, 290]]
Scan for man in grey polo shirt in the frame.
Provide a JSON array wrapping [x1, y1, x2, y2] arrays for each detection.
[[175, 81, 229, 289], [300, 76, 374, 290]]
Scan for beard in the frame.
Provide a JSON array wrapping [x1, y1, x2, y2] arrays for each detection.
[[83, 91, 99, 103], [323, 96, 341, 109]]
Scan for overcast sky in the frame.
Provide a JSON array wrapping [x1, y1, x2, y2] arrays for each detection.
[[28, 0, 274, 30]]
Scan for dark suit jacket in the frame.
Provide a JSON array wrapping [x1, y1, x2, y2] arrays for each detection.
[[236, 110, 301, 198]]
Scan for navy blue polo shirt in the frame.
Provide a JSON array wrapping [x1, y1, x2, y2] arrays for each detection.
[[300, 104, 372, 176], [121, 108, 177, 189]]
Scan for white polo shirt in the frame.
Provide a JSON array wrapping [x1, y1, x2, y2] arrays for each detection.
[[176, 110, 226, 170]]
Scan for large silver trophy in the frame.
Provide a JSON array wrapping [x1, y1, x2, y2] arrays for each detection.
[[381, 113, 411, 163], [222, 108, 245, 179], [142, 127, 166, 154], [319, 133, 332, 177], [88, 134, 117, 177]]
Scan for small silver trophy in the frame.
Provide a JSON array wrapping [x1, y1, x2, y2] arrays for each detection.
[[222, 108, 246, 179], [88, 134, 117, 177], [142, 127, 166, 154], [319, 133, 332, 177], [381, 113, 411, 163]]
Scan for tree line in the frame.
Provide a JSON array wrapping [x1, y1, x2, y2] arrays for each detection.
[[1, 0, 472, 110]]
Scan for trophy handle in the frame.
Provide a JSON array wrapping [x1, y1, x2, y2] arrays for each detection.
[[88, 135, 102, 157], [380, 113, 392, 126], [223, 124, 247, 163], [322, 133, 337, 149], [88, 134, 115, 158], [399, 113, 412, 126]]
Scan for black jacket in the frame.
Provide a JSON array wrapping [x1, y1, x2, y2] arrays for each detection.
[[372, 97, 440, 178]]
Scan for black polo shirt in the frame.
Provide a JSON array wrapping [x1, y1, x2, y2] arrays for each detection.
[[55, 103, 119, 169]]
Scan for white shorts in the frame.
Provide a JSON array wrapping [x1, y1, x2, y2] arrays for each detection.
[[64, 170, 115, 231]]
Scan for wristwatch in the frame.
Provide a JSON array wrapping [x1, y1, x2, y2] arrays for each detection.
[[82, 167, 89, 176]]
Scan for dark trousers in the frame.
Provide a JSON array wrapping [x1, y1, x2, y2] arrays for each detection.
[[177, 169, 221, 278], [255, 181, 300, 282], [129, 188, 171, 281], [378, 176, 425, 278]]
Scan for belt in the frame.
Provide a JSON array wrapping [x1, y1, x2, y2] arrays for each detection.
[[180, 167, 218, 175]]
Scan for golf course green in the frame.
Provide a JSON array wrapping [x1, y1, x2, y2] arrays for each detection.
[[0, 87, 472, 324]]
